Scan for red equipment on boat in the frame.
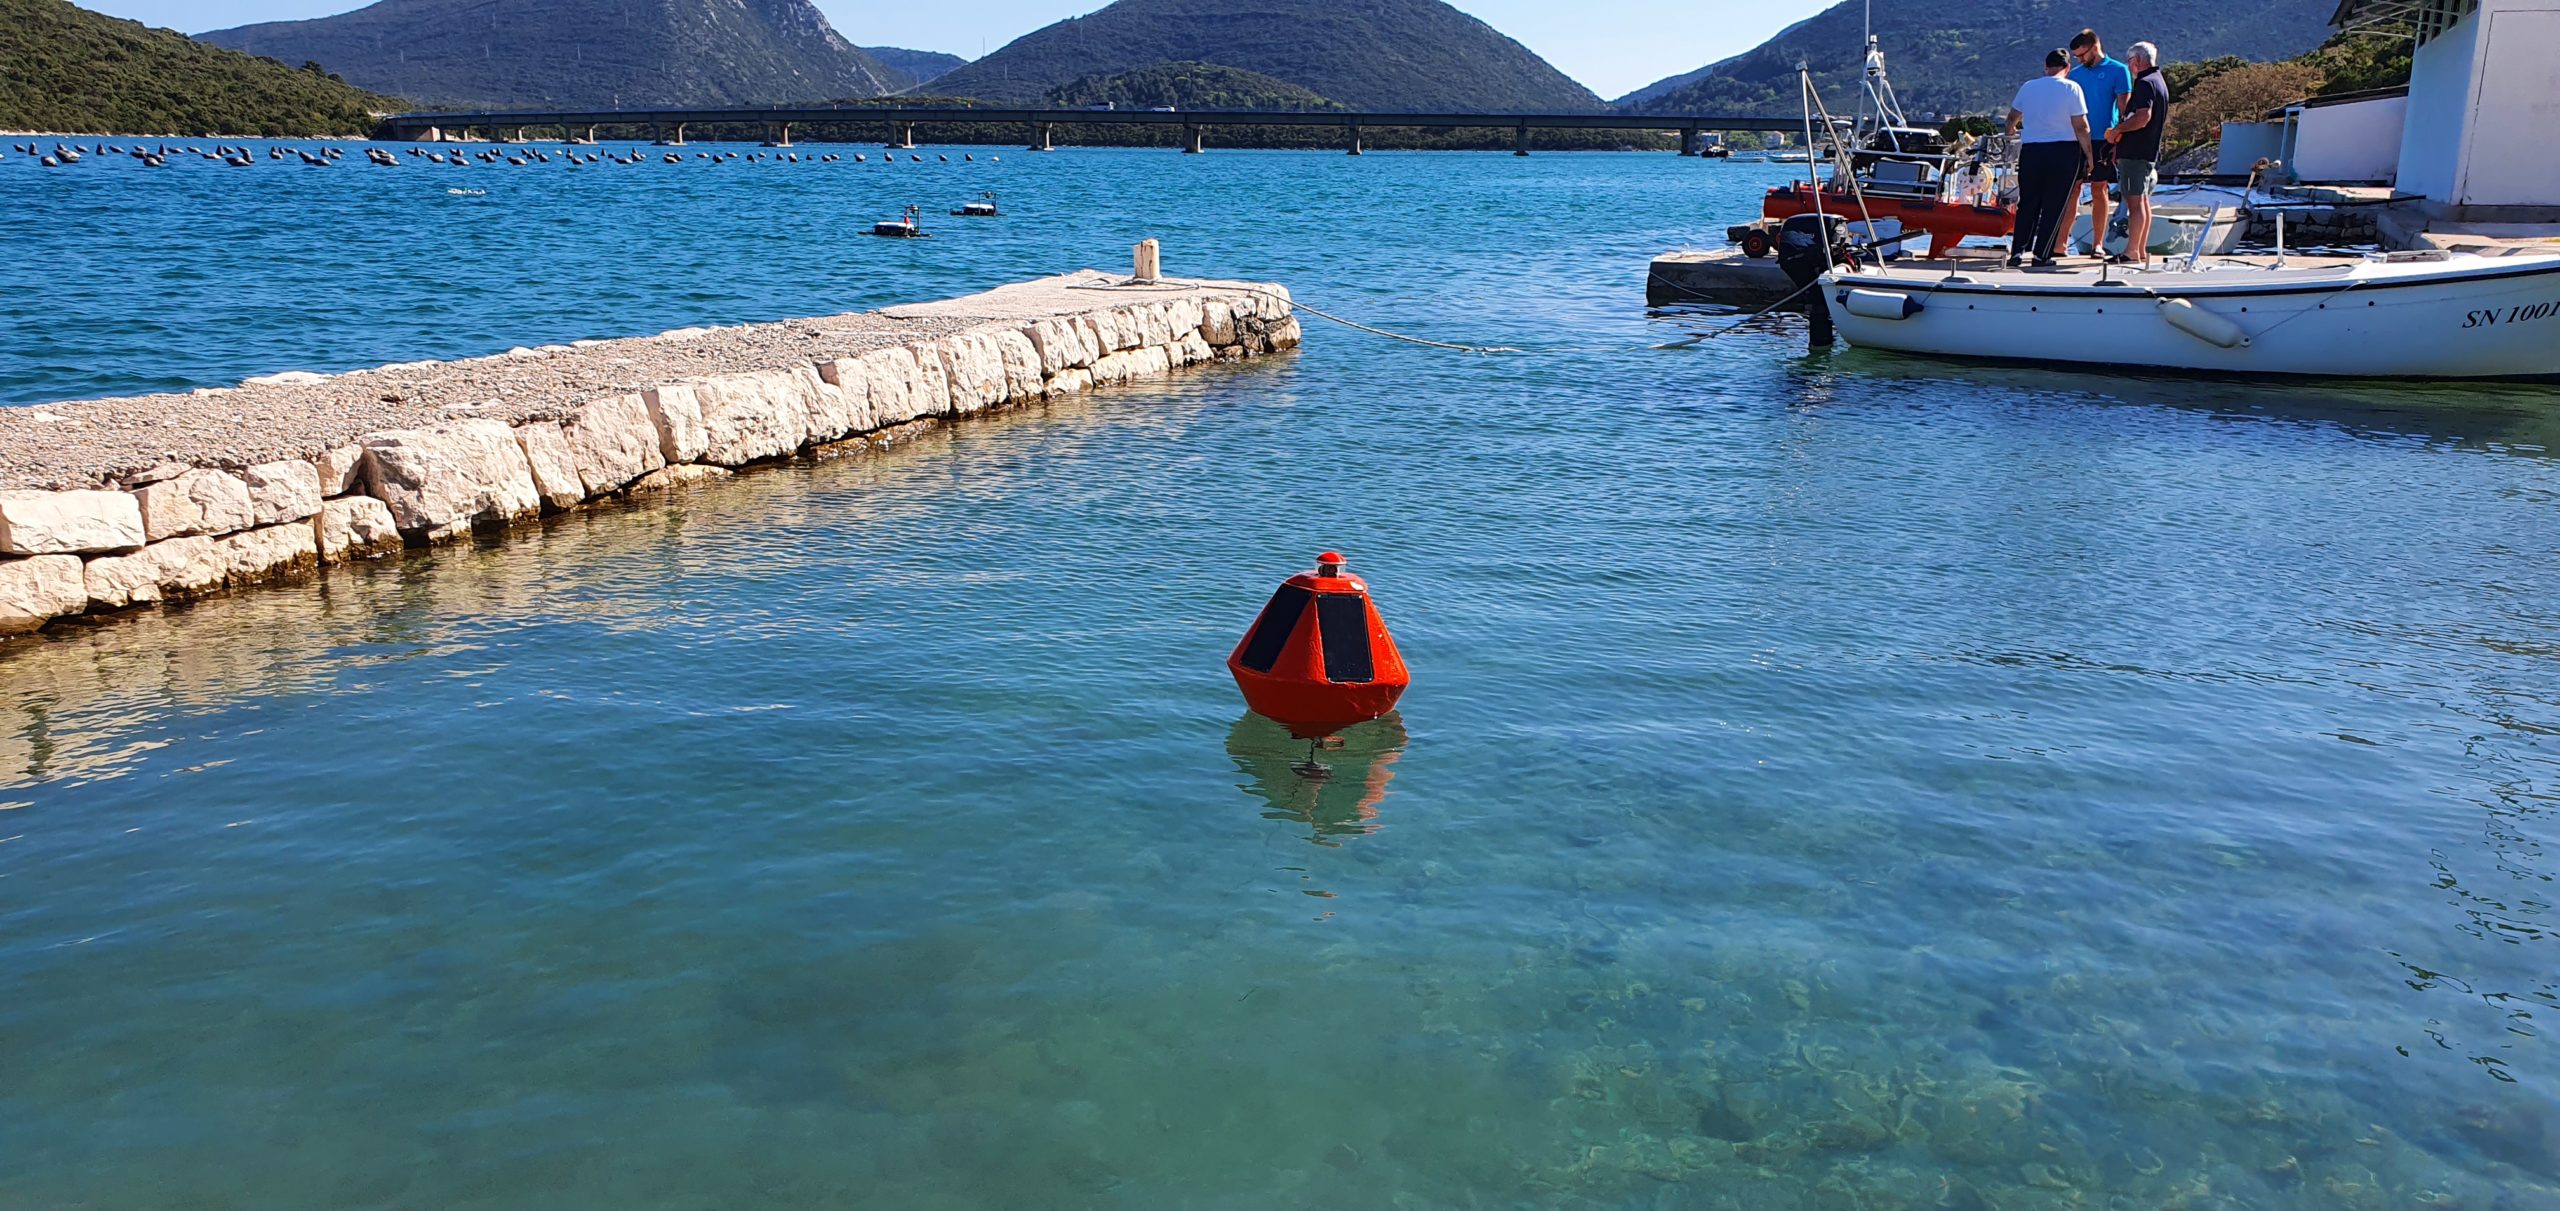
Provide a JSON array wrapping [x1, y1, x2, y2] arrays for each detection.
[[1761, 185, 2013, 259], [1228, 552, 1410, 739]]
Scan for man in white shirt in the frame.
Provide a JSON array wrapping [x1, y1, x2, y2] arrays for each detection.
[[2005, 49, 2096, 268]]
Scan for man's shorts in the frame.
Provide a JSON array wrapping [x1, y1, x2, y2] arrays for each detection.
[[2118, 157, 2158, 198]]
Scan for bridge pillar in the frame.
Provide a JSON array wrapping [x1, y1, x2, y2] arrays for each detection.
[[1183, 123, 1205, 154], [582, 125, 598, 145], [671, 123, 687, 146], [1028, 122, 1053, 151], [1346, 121, 1362, 156], [1515, 122, 1531, 156], [1680, 127, 1701, 156], [895, 122, 917, 149], [766, 122, 792, 147]]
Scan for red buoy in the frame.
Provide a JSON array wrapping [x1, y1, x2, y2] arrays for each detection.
[[1228, 552, 1410, 739]]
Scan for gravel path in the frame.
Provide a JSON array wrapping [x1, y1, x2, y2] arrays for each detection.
[[0, 269, 1220, 491]]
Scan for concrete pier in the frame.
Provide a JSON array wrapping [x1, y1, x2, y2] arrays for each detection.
[[0, 272, 1303, 639], [1646, 248, 1796, 306]]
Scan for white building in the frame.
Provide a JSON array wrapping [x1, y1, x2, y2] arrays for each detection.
[[2333, 0, 2560, 219]]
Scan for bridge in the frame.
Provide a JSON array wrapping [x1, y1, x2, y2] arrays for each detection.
[[376, 106, 1803, 156]]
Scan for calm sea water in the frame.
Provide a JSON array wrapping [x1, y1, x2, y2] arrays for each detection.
[[4, 142, 2559, 1209]]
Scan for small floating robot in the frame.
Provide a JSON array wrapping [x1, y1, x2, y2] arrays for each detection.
[[869, 204, 930, 239], [1229, 552, 1411, 775], [950, 191, 1001, 218]]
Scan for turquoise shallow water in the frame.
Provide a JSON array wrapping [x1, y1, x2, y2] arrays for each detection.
[[5, 143, 2560, 1208]]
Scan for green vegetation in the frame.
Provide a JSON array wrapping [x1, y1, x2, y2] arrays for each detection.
[[1045, 63, 1343, 112], [927, 0, 1602, 112], [0, 0, 399, 135], [2156, 25, 2414, 154], [197, 0, 900, 108], [1621, 0, 2337, 118], [866, 46, 968, 93]]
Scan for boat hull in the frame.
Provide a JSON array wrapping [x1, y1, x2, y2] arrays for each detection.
[[1820, 257, 2560, 379]]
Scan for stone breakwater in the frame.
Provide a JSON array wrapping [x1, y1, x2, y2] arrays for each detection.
[[0, 271, 1300, 637]]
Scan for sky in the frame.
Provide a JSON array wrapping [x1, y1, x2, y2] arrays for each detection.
[[77, 0, 1836, 100]]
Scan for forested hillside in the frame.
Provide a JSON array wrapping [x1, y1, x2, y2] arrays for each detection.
[[0, 0, 399, 135], [1044, 63, 1343, 112], [927, 0, 1601, 112], [198, 0, 900, 108], [1623, 0, 2337, 117]]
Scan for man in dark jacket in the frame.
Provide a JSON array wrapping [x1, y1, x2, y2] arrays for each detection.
[[2107, 41, 2173, 265]]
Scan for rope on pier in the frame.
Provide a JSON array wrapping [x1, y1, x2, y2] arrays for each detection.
[[1073, 277, 1521, 355]]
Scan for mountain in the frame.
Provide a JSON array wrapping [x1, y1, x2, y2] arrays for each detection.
[[1621, 0, 2337, 118], [865, 46, 967, 92], [926, 0, 1601, 112], [0, 0, 399, 135], [1045, 62, 1343, 111], [196, 0, 900, 109]]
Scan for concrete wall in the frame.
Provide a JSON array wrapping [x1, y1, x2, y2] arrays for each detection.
[[2216, 122, 2288, 178], [2395, 6, 2481, 202], [2291, 96, 2407, 184], [0, 284, 1303, 640], [2457, 3, 2560, 206]]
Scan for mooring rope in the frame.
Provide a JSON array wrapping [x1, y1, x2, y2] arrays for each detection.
[[1071, 276, 1522, 355]]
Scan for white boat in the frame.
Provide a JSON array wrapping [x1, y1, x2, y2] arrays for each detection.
[[1819, 249, 2560, 379]]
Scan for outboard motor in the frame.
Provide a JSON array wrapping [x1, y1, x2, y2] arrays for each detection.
[[1775, 213, 1853, 348]]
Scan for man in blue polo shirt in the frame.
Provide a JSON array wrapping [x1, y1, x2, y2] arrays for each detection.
[[2051, 28, 2133, 258]]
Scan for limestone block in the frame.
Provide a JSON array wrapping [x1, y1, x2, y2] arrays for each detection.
[[83, 547, 162, 610], [1128, 345, 1173, 379], [1132, 303, 1174, 349], [1091, 309, 1137, 352], [0, 489, 146, 555], [1048, 368, 1093, 396], [152, 536, 226, 598], [691, 369, 815, 465], [1163, 297, 1203, 338], [0, 555, 87, 633], [1174, 331, 1215, 367], [1090, 351, 1137, 386], [628, 464, 732, 493], [242, 460, 324, 526], [1271, 315, 1304, 350], [1200, 300, 1238, 346], [315, 444, 368, 496], [938, 334, 1008, 415], [910, 340, 953, 417], [560, 394, 665, 496], [857, 348, 923, 426], [359, 419, 542, 539], [813, 359, 876, 439], [216, 523, 320, 588], [315, 496, 402, 564], [1024, 318, 1092, 375], [1253, 287, 1296, 321], [991, 329, 1046, 400], [513, 422, 586, 511], [135, 468, 255, 542], [643, 383, 711, 465]]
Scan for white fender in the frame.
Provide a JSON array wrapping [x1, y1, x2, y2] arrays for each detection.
[[2158, 297, 2251, 348], [1842, 289, 1923, 320]]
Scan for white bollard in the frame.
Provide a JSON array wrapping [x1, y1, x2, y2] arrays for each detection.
[[1133, 238, 1161, 284]]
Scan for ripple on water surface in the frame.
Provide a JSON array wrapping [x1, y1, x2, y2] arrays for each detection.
[[2, 146, 2559, 1208]]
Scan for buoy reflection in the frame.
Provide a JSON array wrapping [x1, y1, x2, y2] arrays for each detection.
[[1225, 711, 1408, 847]]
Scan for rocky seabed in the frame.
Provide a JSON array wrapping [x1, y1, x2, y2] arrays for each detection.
[[0, 288, 1300, 637]]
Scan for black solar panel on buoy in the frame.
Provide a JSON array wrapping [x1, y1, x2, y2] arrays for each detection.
[[1316, 595, 1375, 684], [1239, 585, 1313, 674]]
